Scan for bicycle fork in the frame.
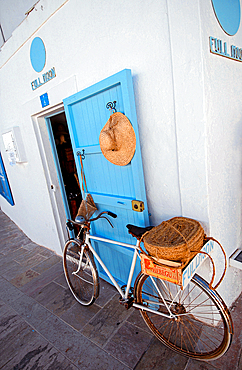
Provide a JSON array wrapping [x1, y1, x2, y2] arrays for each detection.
[[72, 244, 85, 276]]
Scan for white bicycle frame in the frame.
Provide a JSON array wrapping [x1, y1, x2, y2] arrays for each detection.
[[82, 231, 177, 319]]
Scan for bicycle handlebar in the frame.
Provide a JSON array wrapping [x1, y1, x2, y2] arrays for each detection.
[[89, 211, 117, 222], [67, 211, 117, 229], [107, 211, 117, 219]]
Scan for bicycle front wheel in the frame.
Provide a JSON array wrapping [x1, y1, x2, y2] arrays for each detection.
[[135, 273, 233, 360], [63, 239, 99, 306]]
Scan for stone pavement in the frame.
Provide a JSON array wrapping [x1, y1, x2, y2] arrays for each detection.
[[0, 208, 241, 370]]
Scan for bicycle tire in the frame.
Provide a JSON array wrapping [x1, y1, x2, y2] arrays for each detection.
[[63, 239, 99, 306], [134, 273, 233, 360]]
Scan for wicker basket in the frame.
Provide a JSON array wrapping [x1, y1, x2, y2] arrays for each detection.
[[76, 194, 97, 221], [143, 217, 205, 263]]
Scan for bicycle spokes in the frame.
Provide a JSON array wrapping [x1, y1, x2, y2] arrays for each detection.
[[135, 273, 232, 360]]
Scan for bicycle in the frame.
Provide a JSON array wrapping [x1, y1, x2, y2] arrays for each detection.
[[63, 211, 233, 361]]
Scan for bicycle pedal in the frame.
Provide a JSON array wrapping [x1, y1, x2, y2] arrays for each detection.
[[119, 297, 134, 309]]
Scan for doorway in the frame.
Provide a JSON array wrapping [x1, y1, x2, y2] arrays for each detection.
[[49, 112, 82, 220]]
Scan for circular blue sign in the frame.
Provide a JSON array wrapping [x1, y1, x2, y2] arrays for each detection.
[[30, 37, 46, 72], [211, 0, 241, 35]]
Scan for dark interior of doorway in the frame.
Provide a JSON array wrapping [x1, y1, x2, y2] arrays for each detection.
[[49, 112, 82, 220]]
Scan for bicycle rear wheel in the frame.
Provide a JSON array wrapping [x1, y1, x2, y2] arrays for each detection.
[[135, 273, 233, 360], [63, 239, 99, 306]]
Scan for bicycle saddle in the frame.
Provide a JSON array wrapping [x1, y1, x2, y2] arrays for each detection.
[[126, 224, 154, 238]]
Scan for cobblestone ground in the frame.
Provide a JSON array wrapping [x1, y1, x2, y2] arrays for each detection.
[[0, 209, 241, 369]]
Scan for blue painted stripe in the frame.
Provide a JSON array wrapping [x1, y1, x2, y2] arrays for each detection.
[[0, 153, 14, 206]]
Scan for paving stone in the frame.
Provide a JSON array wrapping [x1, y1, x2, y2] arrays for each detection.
[[127, 308, 151, 333], [0, 247, 28, 267], [0, 303, 17, 330], [55, 271, 69, 288], [23, 241, 42, 251], [0, 306, 29, 336], [23, 242, 55, 257], [0, 225, 17, 232], [34, 281, 76, 316], [1, 230, 20, 241], [20, 261, 63, 297], [0, 247, 20, 261], [60, 301, 101, 331], [0, 306, 77, 369], [95, 278, 117, 307], [104, 321, 153, 368], [0, 303, 72, 368], [184, 359, 221, 369], [0, 242, 22, 255], [9, 294, 52, 327], [1, 262, 32, 281], [0, 213, 17, 223], [135, 336, 188, 370], [1, 232, 31, 248], [17, 253, 48, 269], [0, 225, 18, 233], [14, 248, 45, 264], [0, 301, 12, 317], [0, 217, 12, 224], [0, 276, 24, 303], [0, 254, 14, 269], [0, 258, 20, 276], [0, 299, 6, 310], [34, 315, 128, 369], [32, 254, 62, 274], [32, 244, 56, 257], [0, 307, 38, 368], [0, 241, 11, 251], [10, 269, 40, 288], [4, 339, 79, 370], [11, 246, 33, 258], [9, 233, 32, 248], [81, 293, 133, 347], [46, 289, 77, 317], [74, 345, 130, 370]]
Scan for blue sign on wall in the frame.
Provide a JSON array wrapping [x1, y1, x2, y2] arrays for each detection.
[[40, 93, 50, 108], [212, 0, 241, 35], [30, 37, 56, 91], [30, 37, 46, 72]]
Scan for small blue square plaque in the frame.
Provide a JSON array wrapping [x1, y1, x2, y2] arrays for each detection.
[[40, 93, 49, 108]]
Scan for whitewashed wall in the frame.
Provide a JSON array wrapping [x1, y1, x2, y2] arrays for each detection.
[[200, 0, 242, 303], [0, 0, 241, 306], [0, 0, 36, 46]]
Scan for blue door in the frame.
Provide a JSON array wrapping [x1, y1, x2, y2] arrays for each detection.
[[63, 69, 149, 285]]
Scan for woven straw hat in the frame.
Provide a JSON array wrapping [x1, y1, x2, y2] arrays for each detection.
[[99, 112, 136, 166]]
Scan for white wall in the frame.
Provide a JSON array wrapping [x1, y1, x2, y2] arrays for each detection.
[[0, 0, 242, 305], [0, 0, 37, 46], [0, 0, 183, 250], [200, 0, 242, 302]]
